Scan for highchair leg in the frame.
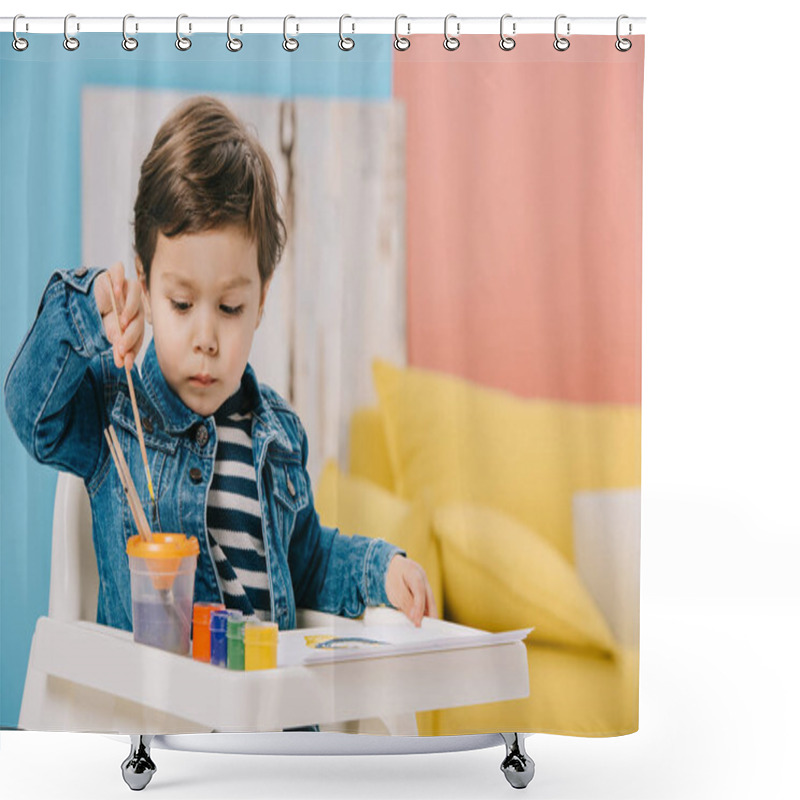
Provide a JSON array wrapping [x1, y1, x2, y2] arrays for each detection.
[[121, 735, 156, 791], [499, 733, 535, 789]]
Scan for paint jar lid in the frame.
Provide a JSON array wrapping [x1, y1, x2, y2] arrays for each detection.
[[227, 617, 247, 641], [245, 621, 278, 646], [126, 533, 199, 559], [193, 602, 226, 625], [210, 609, 241, 632]]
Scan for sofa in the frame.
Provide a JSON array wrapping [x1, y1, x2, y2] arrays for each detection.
[[314, 359, 641, 737]]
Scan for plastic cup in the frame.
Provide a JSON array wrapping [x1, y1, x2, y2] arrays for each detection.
[[126, 533, 200, 655]]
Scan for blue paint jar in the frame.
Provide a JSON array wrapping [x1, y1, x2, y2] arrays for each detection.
[[210, 610, 241, 667]]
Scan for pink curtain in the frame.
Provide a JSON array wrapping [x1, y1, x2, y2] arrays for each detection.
[[395, 35, 643, 405]]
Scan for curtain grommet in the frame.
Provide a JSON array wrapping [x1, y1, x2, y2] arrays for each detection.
[[122, 14, 138, 51], [63, 13, 80, 51], [553, 14, 570, 51], [338, 14, 355, 51], [499, 14, 516, 51], [394, 15, 411, 51], [226, 15, 243, 52], [443, 14, 460, 51], [176, 14, 192, 51], [12, 15, 29, 51], [615, 15, 633, 51], [283, 15, 299, 51]]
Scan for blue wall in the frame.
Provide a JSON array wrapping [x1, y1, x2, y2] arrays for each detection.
[[0, 32, 392, 728]]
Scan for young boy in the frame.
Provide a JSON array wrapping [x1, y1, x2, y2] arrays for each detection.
[[3, 95, 436, 637]]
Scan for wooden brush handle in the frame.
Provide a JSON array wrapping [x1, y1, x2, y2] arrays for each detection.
[[105, 271, 155, 504], [106, 425, 153, 541]]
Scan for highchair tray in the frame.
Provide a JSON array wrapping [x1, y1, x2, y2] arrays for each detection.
[[19, 607, 530, 734]]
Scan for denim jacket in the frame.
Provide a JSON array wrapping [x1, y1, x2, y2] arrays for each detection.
[[3, 266, 405, 632]]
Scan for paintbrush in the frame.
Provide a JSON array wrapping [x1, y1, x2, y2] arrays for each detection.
[[105, 424, 187, 630], [105, 270, 156, 510], [105, 426, 152, 541]]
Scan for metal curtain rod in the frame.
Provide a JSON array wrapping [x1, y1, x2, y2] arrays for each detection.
[[0, 16, 646, 36]]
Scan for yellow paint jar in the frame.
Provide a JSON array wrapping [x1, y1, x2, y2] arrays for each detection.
[[244, 620, 278, 670]]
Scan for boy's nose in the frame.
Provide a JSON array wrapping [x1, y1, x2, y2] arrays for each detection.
[[193, 313, 218, 354]]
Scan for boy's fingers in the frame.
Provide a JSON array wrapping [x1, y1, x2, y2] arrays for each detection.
[[397, 581, 414, 618], [424, 579, 437, 619], [97, 271, 111, 315], [117, 323, 144, 368], [121, 280, 140, 326], [111, 260, 125, 289], [109, 265, 126, 319], [132, 325, 144, 356], [407, 569, 426, 625], [102, 269, 123, 325], [123, 314, 144, 348], [107, 264, 121, 298]]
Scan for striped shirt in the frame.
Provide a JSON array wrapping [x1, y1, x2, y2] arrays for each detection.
[[207, 383, 272, 621]]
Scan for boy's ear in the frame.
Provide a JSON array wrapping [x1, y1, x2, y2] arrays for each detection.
[[134, 255, 153, 325]]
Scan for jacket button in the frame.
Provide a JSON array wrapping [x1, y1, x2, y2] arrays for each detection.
[[189, 467, 203, 483], [75, 266, 88, 278], [142, 417, 154, 434], [195, 425, 209, 446]]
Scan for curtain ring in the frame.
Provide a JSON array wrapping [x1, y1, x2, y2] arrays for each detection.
[[122, 14, 138, 51], [553, 14, 570, 51], [64, 13, 80, 51], [12, 15, 29, 52], [499, 14, 516, 51], [394, 15, 410, 51], [176, 14, 192, 51], [615, 14, 632, 52], [339, 14, 355, 51], [283, 15, 299, 51], [443, 14, 460, 51], [227, 15, 243, 51]]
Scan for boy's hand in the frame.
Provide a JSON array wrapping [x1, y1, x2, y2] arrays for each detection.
[[385, 554, 438, 627], [94, 261, 145, 370]]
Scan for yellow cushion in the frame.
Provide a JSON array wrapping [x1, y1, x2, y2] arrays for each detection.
[[315, 460, 443, 617], [373, 359, 641, 562], [434, 503, 616, 655], [348, 407, 395, 492], [416, 641, 639, 737]]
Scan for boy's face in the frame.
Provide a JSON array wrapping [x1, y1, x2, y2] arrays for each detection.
[[136, 225, 269, 418]]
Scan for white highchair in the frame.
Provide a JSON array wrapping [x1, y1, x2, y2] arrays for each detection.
[[19, 471, 534, 790]]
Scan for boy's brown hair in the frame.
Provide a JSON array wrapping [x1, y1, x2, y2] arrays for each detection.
[[133, 95, 286, 290]]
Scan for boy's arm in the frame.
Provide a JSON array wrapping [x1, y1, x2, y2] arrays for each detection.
[[287, 425, 407, 619], [3, 267, 112, 482]]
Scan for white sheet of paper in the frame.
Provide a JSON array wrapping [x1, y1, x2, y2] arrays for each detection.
[[277, 621, 534, 667]]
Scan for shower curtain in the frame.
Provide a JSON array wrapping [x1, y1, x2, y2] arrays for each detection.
[[0, 26, 644, 738]]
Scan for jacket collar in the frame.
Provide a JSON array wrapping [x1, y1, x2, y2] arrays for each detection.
[[140, 339, 294, 452]]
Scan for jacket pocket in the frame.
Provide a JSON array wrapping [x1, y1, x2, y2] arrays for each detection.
[[269, 459, 309, 540], [109, 392, 174, 534], [110, 393, 178, 455]]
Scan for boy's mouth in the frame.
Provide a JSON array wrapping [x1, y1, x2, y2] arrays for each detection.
[[190, 375, 216, 387]]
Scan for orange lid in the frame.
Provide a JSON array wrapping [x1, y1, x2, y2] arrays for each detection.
[[193, 602, 226, 624], [126, 533, 200, 559], [245, 621, 279, 645]]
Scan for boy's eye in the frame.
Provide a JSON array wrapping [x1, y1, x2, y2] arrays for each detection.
[[169, 300, 243, 316]]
